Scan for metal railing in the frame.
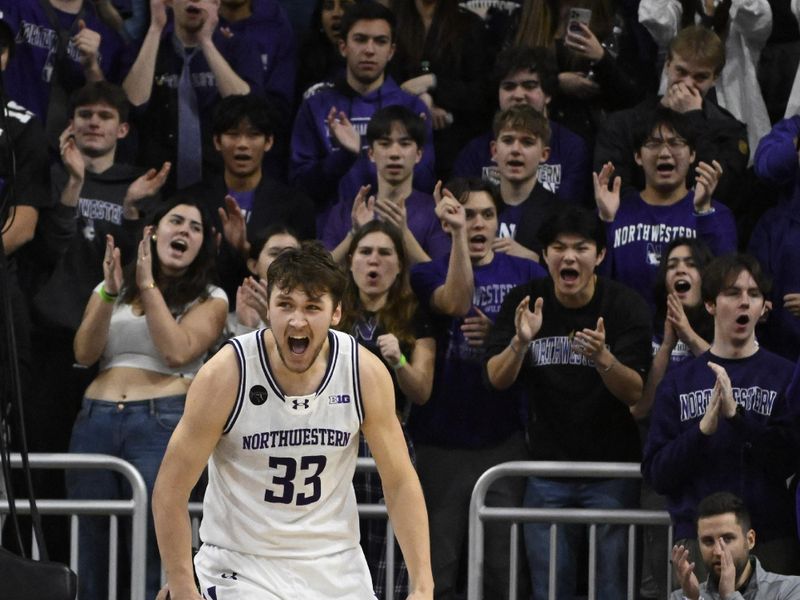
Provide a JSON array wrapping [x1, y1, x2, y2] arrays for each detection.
[[467, 461, 672, 600], [0, 453, 149, 600]]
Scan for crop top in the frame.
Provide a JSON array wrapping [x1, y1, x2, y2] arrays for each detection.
[[96, 283, 228, 378]]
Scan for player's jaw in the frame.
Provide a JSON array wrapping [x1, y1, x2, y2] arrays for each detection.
[[275, 329, 328, 374]]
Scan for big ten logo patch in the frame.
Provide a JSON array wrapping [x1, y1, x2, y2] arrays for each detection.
[[329, 394, 351, 405]]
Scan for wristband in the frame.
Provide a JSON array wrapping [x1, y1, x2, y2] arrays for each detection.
[[97, 284, 118, 304], [693, 206, 715, 216], [392, 354, 407, 370]]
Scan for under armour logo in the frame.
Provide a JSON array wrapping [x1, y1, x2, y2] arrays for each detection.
[[292, 398, 310, 410], [220, 572, 238, 580]]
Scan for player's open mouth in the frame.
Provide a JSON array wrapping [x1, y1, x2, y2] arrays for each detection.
[[366, 270, 379, 281], [736, 315, 750, 325], [560, 268, 579, 283], [507, 159, 524, 168], [674, 279, 691, 293], [470, 235, 487, 244], [288, 336, 310, 354], [656, 162, 675, 173], [186, 5, 202, 15], [233, 153, 251, 162]]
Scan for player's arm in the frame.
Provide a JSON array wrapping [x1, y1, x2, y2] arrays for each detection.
[[359, 348, 433, 599], [152, 346, 238, 600], [1, 205, 38, 255]]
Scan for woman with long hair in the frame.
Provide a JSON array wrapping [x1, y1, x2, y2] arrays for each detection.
[[68, 198, 228, 600], [511, 0, 653, 140], [389, 0, 492, 178], [338, 219, 435, 598]]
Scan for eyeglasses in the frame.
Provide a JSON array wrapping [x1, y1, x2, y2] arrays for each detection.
[[642, 137, 689, 151]]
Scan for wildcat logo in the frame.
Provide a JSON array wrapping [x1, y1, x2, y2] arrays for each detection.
[[329, 394, 351, 405], [292, 398, 310, 410]]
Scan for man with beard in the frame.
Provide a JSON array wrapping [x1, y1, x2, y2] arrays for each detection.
[[671, 492, 800, 599], [152, 242, 434, 600], [644, 254, 800, 578], [123, 0, 261, 192], [290, 1, 434, 231]]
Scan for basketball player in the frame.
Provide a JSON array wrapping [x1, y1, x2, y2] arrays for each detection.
[[152, 242, 433, 599]]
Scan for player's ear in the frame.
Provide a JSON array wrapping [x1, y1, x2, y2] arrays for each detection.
[[746, 528, 755, 551], [705, 300, 716, 316]]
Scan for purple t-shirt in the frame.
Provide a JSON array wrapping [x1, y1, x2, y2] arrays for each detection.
[[409, 252, 546, 448], [604, 190, 737, 312], [452, 120, 592, 204], [0, 0, 132, 121], [321, 189, 450, 260]]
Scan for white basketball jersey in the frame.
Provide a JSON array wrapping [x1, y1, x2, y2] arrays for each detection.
[[199, 329, 365, 558]]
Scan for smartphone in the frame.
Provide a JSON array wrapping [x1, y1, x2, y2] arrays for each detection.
[[568, 8, 592, 33]]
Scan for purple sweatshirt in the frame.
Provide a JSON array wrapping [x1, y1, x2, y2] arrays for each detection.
[[289, 76, 435, 222], [642, 349, 798, 543], [605, 190, 737, 312], [321, 189, 450, 260], [0, 0, 131, 121], [452, 120, 592, 204]]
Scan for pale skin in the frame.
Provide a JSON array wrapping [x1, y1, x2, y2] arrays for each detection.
[[152, 302, 433, 599], [430, 182, 473, 317], [73, 219, 227, 400], [123, 0, 250, 107], [330, 184, 375, 265]]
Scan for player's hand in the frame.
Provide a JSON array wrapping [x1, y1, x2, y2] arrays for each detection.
[[492, 237, 539, 261], [461, 307, 492, 348], [558, 71, 600, 99], [671, 544, 700, 600], [661, 313, 678, 352], [430, 106, 451, 130], [351, 185, 375, 231], [708, 361, 736, 418], [593, 162, 621, 222], [515, 296, 543, 344], [150, 0, 169, 30], [377, 333, 402, 366], [218, 195, 249, 257], [433, 181, 465, 232], [693, 160, 723, 213], [102, 234, 123, 295], [783, 293, 800, 317], [661, 81, 702, 113], [136, 226, 156, 291], [666, 293, 694, 345], [59, 126, 85, 185], [326, 107, 361, 154], [564, 22, 604, 61]]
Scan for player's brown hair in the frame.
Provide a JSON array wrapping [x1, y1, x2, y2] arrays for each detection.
[[267, 241, 347, 305]]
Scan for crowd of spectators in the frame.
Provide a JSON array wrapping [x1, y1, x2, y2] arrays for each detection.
[[1, 0, 800, 598]]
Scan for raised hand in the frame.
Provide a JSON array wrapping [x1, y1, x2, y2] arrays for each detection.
[[515, 296, 543, 344], [375, 195, 407, 233], [492, 236, 539, 261], [351, 185, 375, 231], [593, 162, 621, 222], [124, 162, 171, 218], [573, 317, 606, 361], [693, 160, 723, 213], [218, 195, 248, 256], [136, 226, 156, 291], [59, 126, 85, 185], [433, 181, 465, 232], [784, 293, 800, 317], [73, 20, 101, 73], [707, 361, 736, 418], [564, 22, 604, 62], [237, 277, 268, 328], [197, 0, 221, 44], [326, 107, 361, 154], [716, 537, 737, 598], [671, 544, 700, 600], [102, 234, 123, 295]]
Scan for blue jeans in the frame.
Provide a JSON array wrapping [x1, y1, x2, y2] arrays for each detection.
[[65, 396, 185, 600], [523, 476, 639, 600]]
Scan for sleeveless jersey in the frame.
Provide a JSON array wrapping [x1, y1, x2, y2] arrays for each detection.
[[199, 329, 365, 558]]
